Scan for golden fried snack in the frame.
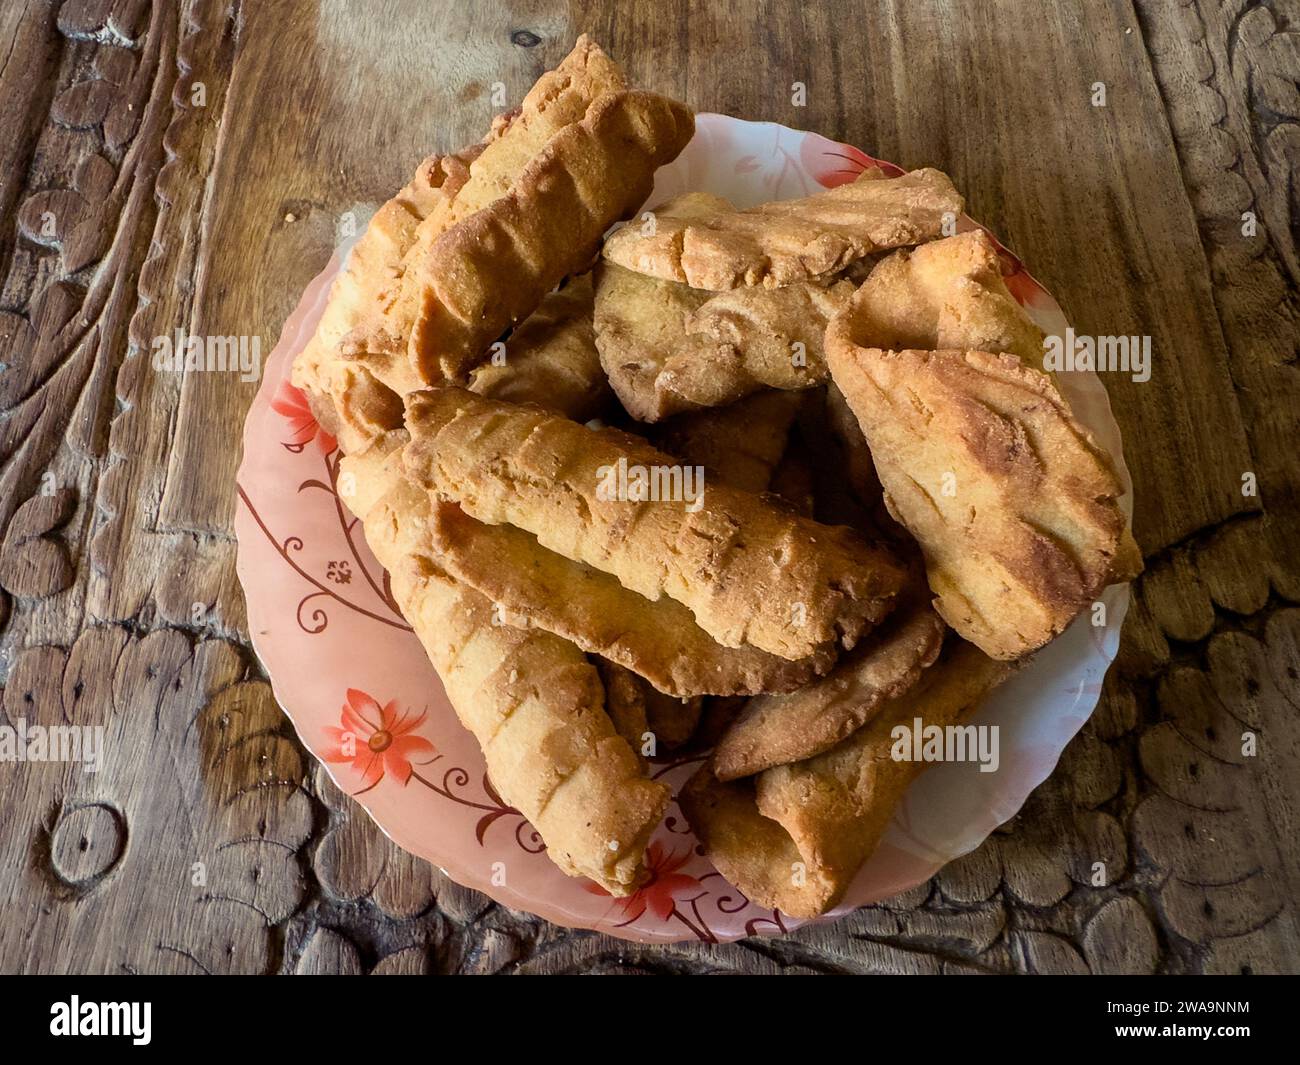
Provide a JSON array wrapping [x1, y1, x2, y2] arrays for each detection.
[[681, 641, 1012, 917], [826, 328, 1134, 659], [848, 229, 1046, 368], [328, 37, 632, 401], [713, 596, 946, 780], [403, 90, 694, 383], [842, 230, 1144, 580], [594, 259, 850, 422], [602, 167, 963, 290], [598, 661, 703, 754], [651, 390, 804, 495], [596, 661, 652, 764], [467, 274, 611, 422], [422, 35, 629, 233], [340, 435, 668, 896], [404, 388, 905, 662], [680, 766, 836, 915], [425, 500, 833, 696], [290, 147, 482, 453]]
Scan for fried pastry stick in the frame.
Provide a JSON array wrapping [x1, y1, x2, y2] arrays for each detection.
[[423, 35, 630, 233], [403, 89, 694, 383], [403, 388, 905, 662], [847, 229, 1047, 369], [713, 592, 946, 780], [340, 435, 668, 895], [426, 500, 833, 697], [826, 327, 1136, 659], [290, 146, 483, 453], [681, 640, 1012, 917], [335, 35, 631, 399], [293, 36, 677, 446], [466, 274, 611, 423], [601, 167, 963, 290], [594, 253, 850, 421]]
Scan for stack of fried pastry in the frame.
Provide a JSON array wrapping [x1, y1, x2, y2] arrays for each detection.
[[291, 36, 1140, 916]]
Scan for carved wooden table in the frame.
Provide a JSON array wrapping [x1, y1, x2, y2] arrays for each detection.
[[1, 0, 1296, 975]]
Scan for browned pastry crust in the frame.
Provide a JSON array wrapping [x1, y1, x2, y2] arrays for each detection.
[[679, 766, 838, 916], [598, 661, 703, 755], [339, 434, 668, 896], [293, 36, 687, 448], [289, 147, 482, 453], [594, 258, 849, 422], [681, 640, 1013, 917], [403, 387, 906, 662], [403, 90, 695, 383], [841, 229, 1144, 581], [651, 390, 805, 495], [421, 35, 630, 233], [847, 229, 1046, 368], [596, 661, 652, 765], [712, 595, 946, 780], [467, 274, 611, 422], [425, 500, 834, 697], [825, 332, 1134, 659], [601, 167, 963, 290], [330, 35, 632, 405]]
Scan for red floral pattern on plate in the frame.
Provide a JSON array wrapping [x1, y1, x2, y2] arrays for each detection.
[[321, 688, 437, 793], [271, 380, 336, 454], [234, 115, 1135, 943]]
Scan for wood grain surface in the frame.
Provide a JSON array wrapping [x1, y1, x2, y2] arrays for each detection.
[[0, 0, 1296, 974]]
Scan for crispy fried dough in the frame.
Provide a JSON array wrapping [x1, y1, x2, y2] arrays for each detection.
[[651, 390, 804, 495], [681, 641, 1012, 917], [826, 331, 1134, 658], [713, 596, 946, 780], [423, 35, 629, 232], [594, 259, 850, 422], [290, 147, 482, 453], [596, 661, 652, 765], [598, 661, 703, 754], [404, 90, 694, 383], [425, 499, 833, 697], [680, 766, 837, 915], [849, 229, 1046, 368], [467, 274, 611, 422], [329, 36, 634, 400], [339, 435, 668, 895], [601, 167, 963, 290], [404, 388, 905, 662]]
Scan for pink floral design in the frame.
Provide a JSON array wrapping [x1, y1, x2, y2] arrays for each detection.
[[271, 380, 336, 453], [799, 131, 904, 187], [1002, 264, 1044, 309], [584, 841, 702, 922], [321, 689, 436, 793]]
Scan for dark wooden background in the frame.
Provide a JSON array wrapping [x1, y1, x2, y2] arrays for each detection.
[[0, 0, 1296, 974]]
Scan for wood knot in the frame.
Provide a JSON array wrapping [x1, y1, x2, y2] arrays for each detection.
[[49, 801, 126, 888]]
